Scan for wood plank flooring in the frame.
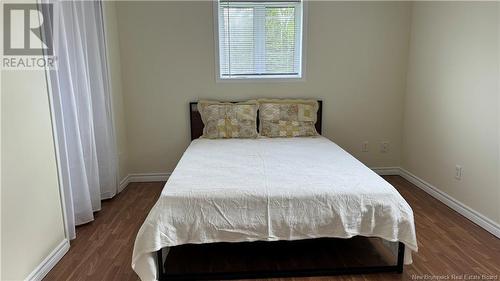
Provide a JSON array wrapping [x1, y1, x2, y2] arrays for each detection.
[[43, 176, 500, 281]]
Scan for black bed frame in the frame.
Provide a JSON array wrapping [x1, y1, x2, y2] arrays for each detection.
[[155, 100, 405, 280], [156, 242, 405, 280]]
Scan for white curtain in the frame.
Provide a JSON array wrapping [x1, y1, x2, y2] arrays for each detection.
[[48, 0, 119, 239]]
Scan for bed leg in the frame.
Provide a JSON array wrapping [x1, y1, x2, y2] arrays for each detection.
[[157, 249, 165, 280], [396, 242, 405, 273]]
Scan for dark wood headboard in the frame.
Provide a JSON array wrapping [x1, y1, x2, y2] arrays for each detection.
[[190, 100, 322, 140]]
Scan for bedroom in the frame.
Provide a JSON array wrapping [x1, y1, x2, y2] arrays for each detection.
[[1, 0, 499, 280]]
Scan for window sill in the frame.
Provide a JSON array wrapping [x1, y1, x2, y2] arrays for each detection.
[[216, 75, 305, 83]]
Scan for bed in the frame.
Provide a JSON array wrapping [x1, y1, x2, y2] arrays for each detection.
[[132, 101, 417, 281]]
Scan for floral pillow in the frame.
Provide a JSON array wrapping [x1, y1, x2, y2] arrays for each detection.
[[198, 100, 258, 139], [258, 99, 319, 137]]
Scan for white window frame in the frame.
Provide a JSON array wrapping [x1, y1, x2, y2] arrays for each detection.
[[213, 0, 307, 82]]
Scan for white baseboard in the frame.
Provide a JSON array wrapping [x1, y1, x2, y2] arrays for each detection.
[[127, 172, 171, 183], [398, 168, 500, 239], [370, 167, 401, 176], [370, 166, 500, 238], [118, 175, 130, 193], [25, 239, 70, 281], [117, 173, 170, 192]]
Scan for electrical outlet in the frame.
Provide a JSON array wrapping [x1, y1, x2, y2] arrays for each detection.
[[455, 165, 463, 180], [380, 141, 389, 153], [362, 141, 369, 152]]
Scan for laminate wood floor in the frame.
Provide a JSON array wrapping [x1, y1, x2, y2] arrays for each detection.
[[43, 176, 500, 281]]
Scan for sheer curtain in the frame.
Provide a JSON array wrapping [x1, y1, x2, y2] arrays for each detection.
[[48, 0, 119, 239]]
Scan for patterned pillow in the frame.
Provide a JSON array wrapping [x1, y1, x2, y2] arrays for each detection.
[[259, 99, 319, 137], [198, 100, 258, 139]]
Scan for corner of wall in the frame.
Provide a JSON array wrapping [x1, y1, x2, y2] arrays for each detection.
[[103, 1, 130, 181], [497, 1, 500, 223], [399, 1, 415, 170]]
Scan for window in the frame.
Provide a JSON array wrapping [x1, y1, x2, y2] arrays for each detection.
[[216, 0, 304, 79]]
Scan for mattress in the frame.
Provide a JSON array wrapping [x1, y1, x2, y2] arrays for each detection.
[[132, 136, 418, 281]]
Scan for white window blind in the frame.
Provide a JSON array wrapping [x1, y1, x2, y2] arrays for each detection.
[[217, 0, 303, 79]]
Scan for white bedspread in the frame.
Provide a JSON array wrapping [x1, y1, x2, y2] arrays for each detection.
[[132, 137, 418, 281]]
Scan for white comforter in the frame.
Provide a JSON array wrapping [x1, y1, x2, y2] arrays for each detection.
[[132, 137, 418, 281]]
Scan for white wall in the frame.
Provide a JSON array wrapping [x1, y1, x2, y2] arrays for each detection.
[[116, 1, 412, 174], [103, 1, 129, 182], [402, 2, 500, 224], [1, 43, 66, 281], [498, 2, 500, 224]]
